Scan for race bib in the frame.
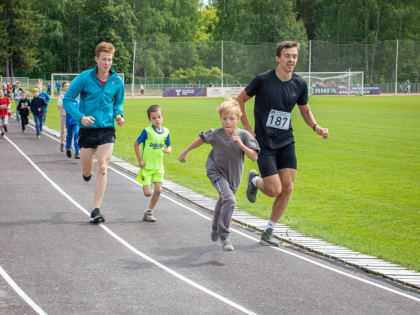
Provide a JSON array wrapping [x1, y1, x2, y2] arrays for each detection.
[[266, 110, 291, 130]]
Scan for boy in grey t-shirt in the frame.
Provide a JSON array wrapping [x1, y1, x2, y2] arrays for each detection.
[[178, 99, 259, 251]]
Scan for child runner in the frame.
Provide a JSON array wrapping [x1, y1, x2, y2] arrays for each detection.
[[178, 99, 259, 251], [65, 96, 80, 159], [17, 92, 30, 133], [134, 105, 171, 222], [13, 81, 24, 121], [0, 90, 11, 138], [30, 88, 47, 139], [57, 80, 70, 152]]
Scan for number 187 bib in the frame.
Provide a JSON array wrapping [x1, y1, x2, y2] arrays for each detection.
[[266, 109, 291, 130]]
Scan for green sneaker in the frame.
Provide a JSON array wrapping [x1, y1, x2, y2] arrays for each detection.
[[261, 228, 280, 247], [246, 170, 259, 203], [143, 210, 156, 222]]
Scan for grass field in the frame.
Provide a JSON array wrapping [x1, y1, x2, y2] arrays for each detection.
[[20, 95, 420, 272]]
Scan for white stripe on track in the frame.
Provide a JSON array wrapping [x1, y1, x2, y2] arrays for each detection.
[[28, 125, 420, 303], [0, 264, 46, 315], [6, 134, 257, 314]]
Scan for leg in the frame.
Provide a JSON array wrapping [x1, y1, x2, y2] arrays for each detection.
[[81, 147, 96, 178], [213, 177, 236, 240], [93, 143, 114, 209], [148, 182, 162, 210], [60, 115, 66, 145], [73, 126, 80, 154], [269, 168, 296, 222]]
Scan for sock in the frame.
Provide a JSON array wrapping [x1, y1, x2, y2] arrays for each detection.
[[251, 176, 259, 186], [264, 220, 276, 231], [83, 174, 92, 182]]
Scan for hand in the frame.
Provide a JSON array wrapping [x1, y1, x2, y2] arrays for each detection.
[[163, 147, 171, 154], [116, 115, 124, 127], [315, 126, 329, 139], [81, 116, 95, 126], [232, 135, 243, 146], [138, 160, 146, 168], [178, 152, 187, 163]]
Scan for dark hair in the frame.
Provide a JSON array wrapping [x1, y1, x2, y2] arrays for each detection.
[[147, 104, 162, 118], [276, 41, 300, 57]]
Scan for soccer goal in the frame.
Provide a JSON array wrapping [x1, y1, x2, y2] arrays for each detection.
[[296, 71, 364, 95], [51, 73, 125, 97]]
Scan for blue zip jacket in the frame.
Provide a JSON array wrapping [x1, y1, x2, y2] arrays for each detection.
[[39, 91, 50, 112], [65, 97, 80, 126], [63, 65, 124, 129]]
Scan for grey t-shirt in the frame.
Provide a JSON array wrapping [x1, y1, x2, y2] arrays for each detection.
[[200, 128, 260, 193]]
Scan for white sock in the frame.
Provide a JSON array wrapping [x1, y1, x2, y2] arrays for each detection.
[[264, 220, 276, 231], [251, 176, 259, 186]]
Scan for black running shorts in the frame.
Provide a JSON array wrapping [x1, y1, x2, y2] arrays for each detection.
[[257, 142, 297, 178], [78, 127, 116, 149]]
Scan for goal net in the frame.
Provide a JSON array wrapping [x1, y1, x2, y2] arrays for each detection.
[[51, 73, 125, 97], [296, 71, 364, 95]]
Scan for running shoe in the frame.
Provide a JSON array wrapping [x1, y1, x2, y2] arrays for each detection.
[[74, 152, 80, 159], [219, 237, 234, 251], [90, 208, 105, 224], [0, 132, 4, 138], [246, 170, 259, 203], [211, 229, 219, 242], [3, 126, 7, 133], [143, 210, 156, 222], [60, 143, 64, 152], [66, 149, 72, 158], [260, 228, 280, 247], [37, 135, 40, 140]]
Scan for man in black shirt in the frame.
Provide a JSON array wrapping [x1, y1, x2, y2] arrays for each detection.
[[237, 41, 329, 246]]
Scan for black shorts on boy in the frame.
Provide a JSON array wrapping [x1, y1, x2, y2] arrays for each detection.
[[78, 127, 116, 149]]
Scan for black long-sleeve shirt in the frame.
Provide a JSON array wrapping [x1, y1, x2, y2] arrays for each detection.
[[30, 96, 47, 116]]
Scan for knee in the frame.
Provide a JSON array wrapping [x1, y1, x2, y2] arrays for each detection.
[[144, 190, 153, 197], [96, 161, 108, 176], [281, 183, 294, 196], [265, 186, 282, 198], [222, 195, 236, 208], [154, 185, 163, 195]]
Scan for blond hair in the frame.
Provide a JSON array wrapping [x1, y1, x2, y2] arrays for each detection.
[[95, 42, 115, 57], [217, 98, 242, 119]]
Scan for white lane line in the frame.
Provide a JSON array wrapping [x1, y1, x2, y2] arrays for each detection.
[[6, 134, 257, 315], [30, 126, 420, 303], [0, 261, 46, 314]]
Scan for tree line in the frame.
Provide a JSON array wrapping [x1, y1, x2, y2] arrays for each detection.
[[1, 0, 419, 81]]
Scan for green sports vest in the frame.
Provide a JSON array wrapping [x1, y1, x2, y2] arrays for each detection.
[[142, 125, 170, 170]]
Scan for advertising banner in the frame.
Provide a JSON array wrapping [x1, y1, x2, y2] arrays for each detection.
[[310, 86, 381, 95], [207, 87, 244, 97], [162, 88, 207, 97]]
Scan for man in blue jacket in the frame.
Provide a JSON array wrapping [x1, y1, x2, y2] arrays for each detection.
[[64, 42, 125, 224]]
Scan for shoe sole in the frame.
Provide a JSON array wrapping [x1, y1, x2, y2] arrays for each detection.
[[90, 216, 105, 224], [246, 171, 258, 203], [143, 216, 156, 222]]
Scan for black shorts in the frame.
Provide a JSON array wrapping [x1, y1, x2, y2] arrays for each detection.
[[78, 127, 116, 149], [257, 142, 297, 178]]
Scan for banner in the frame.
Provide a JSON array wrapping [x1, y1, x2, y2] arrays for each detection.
[[162, 88, 207, 97], [207, 87, 244, 97], [310, 86, 381, 95]]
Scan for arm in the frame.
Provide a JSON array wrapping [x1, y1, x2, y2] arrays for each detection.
[[57, 93, 63, 109], [133, 140, 146, 168], [232, 136, 258, 161], [237, 89, 255, 137], [298, 104, 328, 139], [113, 83, 124, 122], [63, 74, 94, 126], [178, 138, 204, 163]]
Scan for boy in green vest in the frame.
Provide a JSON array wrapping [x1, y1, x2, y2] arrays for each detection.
[[134, 105, 171, 222]]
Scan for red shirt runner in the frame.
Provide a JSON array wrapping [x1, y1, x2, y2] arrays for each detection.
[[0, 96, 11, 118]]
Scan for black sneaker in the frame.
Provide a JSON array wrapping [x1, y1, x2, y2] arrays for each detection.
[[261, 228, 280, 247], [90, 208, 105, 224], [246, 170, 259, 203], [211, 229, 219, 242], [66, 149, 72, 158], [83, 174, 92, 182], [74, 152, 80, 159], [60, 143, 64, 152], [0, 132, 4, 138], [3, 126, 7, 133]]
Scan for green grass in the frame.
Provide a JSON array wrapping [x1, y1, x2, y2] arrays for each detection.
[[30, 95, 420, 272]]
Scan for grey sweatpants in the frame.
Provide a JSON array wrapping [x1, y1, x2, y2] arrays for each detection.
[[212, 177, 236, 240]]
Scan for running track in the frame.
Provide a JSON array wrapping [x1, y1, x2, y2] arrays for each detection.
[[1, 118, 419, 314]]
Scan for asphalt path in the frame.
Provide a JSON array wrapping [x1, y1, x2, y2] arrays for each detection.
[[1, 118, 419, 314]]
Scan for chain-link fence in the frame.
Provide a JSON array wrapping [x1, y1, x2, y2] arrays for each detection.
[[127, 40, 419, 96]]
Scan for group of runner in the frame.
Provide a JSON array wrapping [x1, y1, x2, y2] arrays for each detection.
[[4, 40, 328, 251]]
